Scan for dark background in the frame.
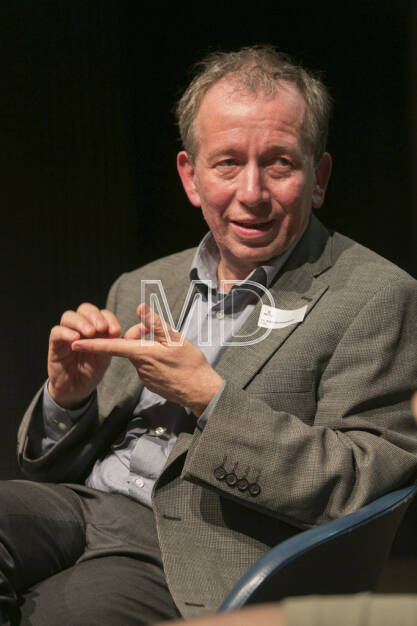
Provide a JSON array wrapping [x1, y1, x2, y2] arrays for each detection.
[[1, 0, 416, 479]]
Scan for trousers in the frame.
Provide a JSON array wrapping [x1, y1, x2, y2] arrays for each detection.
[[0, 480, 181, 625]]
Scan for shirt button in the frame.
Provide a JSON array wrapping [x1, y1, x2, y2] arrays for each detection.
[[215, 310, 224, 319], [57, 422, 67, 431], [155, 426, 166, 437], [135, 478, 145, 488]]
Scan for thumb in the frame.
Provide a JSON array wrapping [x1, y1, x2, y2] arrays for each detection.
[[136, 303, 180, 344], [124, 322, 147, 340]]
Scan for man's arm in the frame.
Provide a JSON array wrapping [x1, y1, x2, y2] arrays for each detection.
[[74, 279, 417, 527], [17, 276, 124, 477], [181, 279, 417, 527], [17, 250, 196, 481]]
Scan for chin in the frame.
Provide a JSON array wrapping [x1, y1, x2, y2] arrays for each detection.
[[237, 243, 286, 265]]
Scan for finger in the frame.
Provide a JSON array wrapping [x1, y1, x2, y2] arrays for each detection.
[[77, 302, 110, 333], [60, 310, 97, 337], [100, 309, 122, 337], [49, 326, 82, 360], [50, 325, 81, 345], [72, 337, 150, 358], [124, 323, 147, 340], [60, 308, 120, 339], [137, 303, 181, 343]]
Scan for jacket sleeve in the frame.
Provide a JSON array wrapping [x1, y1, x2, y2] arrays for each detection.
[[181, 280, 417, 528], [17, 273, 126, 482]]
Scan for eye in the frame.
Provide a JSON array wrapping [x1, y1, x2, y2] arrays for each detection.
[[217, 158, 237, 167], [214, 158, 240, 177], [266, 156, 294, 177], [274, 157, 292, 167]]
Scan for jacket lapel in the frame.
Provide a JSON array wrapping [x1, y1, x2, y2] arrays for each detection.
[[214, 283, 328, 389], [214, 215, 333, 388]]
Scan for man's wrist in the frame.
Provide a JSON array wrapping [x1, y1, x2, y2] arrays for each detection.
[[187, 373, 224, 417], [47, 380, 93, 411], [43, 381, 96, 442]]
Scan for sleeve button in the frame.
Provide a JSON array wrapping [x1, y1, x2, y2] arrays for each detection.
[[236, 478, 249, 492], [248, 483, 261, 497], [226, 472, 238, 487], [214, 466, 227, 480]]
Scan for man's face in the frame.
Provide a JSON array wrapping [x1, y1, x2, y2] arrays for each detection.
[[177, 78, 332, 281]]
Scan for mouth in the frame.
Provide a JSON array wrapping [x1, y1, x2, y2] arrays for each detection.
[[231, 219, 274, 237]]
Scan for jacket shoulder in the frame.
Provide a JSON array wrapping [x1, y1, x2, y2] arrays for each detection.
[[118, 247, 197, 285], [329, 230, 417, 291], [105, 247, 197, 324], [110, 247, 197, 297]]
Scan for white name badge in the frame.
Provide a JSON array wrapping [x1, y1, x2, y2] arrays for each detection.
[[258, 304, 308, 329]]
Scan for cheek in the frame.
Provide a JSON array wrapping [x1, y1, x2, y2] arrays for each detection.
[[200, 204, 225, 237], [277, 178, 311, 214], [198, 182, 233, 217]]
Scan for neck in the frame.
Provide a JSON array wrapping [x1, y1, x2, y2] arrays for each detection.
[[217, 259, 254, 292]]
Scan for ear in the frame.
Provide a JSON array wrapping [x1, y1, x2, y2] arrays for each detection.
[[312, 152, 332, 209], [177, 151, 202, 207]]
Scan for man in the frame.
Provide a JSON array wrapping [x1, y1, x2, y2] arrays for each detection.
[[9, 46, 417, 624]]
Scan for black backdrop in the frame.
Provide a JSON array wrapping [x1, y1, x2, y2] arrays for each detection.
[[1, 0, 416, 479]]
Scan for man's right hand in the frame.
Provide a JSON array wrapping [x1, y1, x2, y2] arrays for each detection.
[[47, 303, 121, 409]]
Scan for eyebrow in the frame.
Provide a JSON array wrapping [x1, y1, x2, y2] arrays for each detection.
[[206, 144, 303, 162]]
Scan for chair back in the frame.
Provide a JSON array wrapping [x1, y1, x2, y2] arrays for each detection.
[[220, 485, 417, 611]]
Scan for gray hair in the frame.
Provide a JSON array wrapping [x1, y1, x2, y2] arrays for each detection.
[[176, 45, 332, 164]]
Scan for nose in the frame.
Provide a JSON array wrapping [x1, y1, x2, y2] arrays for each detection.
[[236, 164, 270, 207]]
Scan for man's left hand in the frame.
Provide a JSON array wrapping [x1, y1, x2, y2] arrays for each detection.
[[72, 303, 224, 417]]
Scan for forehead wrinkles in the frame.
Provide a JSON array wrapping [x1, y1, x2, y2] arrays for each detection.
[[193, 78, 308, 157]]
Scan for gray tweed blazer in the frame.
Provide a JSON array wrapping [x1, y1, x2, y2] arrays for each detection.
[[18, 215, 417, 617]]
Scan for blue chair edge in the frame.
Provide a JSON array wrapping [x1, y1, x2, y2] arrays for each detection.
[[220, 483, 417, 611]]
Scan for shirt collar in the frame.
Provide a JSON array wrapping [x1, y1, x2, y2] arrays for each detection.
[[190, 224, 306, 295]]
